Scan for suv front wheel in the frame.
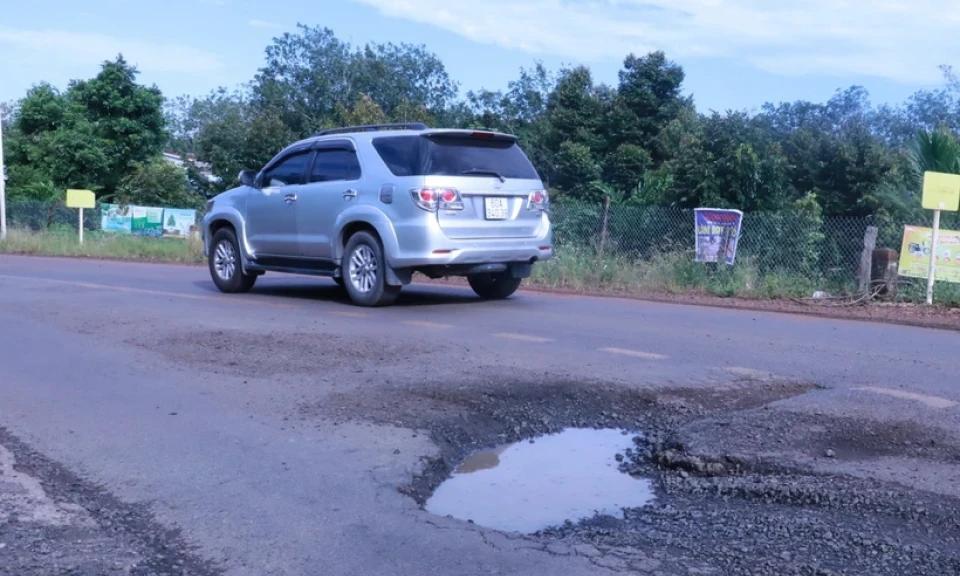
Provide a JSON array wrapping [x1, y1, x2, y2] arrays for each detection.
[[342, 231, 401, 307], [468, 271, 522, 300], [209, 227, 258, 294]]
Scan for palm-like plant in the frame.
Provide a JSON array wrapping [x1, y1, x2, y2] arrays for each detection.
[[906, 127, 960, 184]]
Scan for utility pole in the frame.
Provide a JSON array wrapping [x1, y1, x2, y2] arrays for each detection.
[[0, 107, 7, 241]]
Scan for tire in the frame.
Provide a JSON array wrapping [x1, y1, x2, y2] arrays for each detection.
[[209, 227, 257, 294], [468, 271, 523, 300], [342, 231, 400, 307]]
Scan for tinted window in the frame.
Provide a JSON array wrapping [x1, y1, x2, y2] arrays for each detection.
[[309, 149, 362, 183], [262, 151, 311, 187], [372, 135, 540, 180]]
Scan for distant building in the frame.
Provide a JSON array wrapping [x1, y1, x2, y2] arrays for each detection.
[[162, 151, 220, 183]]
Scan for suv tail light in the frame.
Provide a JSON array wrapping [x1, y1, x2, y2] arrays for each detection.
[[527, 189, 549, 211], [411, 188, 464, 211]]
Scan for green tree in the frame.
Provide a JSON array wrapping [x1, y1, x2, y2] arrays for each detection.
[[604, 144, 651, 201], [252, 24, 456, 136], [607, 51, 691, 162], [115, 157, 202, 209], [544, 66, 605, 153], [553, 141, 603, 201], [6, 56, 165, 201], [68, 55, 166, 196], [336, 93, 387, 127]]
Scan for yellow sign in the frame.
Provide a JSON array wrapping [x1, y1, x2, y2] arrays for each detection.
[[898, 225, 960, 283], [921, 172, 960, 211], [65, 189, 96, 209]]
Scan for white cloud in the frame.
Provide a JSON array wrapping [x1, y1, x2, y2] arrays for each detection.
[[347, 0, 958, 84], [249, 19, 284, 30], [0, 27, 224, 74]]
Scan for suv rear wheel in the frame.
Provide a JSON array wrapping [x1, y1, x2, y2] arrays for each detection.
[[343, 231, 401, 307], [209, 227, 257, 293], [468, 271, 522, 300]]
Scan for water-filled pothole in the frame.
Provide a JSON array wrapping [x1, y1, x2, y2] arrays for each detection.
[[425, 428, 655, 533]]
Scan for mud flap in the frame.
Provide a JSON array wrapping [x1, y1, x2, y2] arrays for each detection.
[[386, 266, 413, 286], [509, 263, 533, 279]]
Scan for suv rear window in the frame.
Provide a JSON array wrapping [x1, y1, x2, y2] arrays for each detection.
[[372, 135, 540, 180]]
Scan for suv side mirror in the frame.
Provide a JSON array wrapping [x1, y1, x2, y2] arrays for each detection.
[[238, 169, 258, 188]]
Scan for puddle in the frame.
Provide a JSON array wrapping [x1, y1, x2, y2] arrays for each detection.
[[425, 428, 655, 533]]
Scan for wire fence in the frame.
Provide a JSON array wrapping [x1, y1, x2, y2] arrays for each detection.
[[6, 199, 960, 299]]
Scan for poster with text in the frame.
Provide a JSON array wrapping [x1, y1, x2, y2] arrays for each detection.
[[897, 225, 960, 283], [162, 209, 197, 238], [695, 208, 744, 265], [100, 204, 132, 233], [131, 206, 164, 237]]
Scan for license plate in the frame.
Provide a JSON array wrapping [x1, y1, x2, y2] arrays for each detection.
[[484, 197, 509, 220]]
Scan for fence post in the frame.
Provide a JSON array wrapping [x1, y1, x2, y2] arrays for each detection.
[[599, 196, 610, 261], [858, 225, 879, 295]]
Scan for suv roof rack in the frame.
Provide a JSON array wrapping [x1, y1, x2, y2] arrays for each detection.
[[314, 122, 429, 137]]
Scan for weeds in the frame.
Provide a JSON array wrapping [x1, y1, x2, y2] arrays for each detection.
[[0, 226, 204, 264], [531, 245, 849, 299], [4, 228, 957, 305]]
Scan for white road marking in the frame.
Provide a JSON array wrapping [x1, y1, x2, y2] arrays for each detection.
[[493, 332, 552, 343], [855, 386, 958, 409], [599, 347, 668, 360], [403, 320, 453, 329]]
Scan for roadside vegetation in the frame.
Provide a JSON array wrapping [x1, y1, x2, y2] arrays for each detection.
[[0, 227, 203, 264], [7, 226, 960, 307], [4, 25, 960, 304]]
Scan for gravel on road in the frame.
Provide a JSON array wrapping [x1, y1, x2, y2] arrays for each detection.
[[0, 428, 221, 576], [302, 371, 960, 575]]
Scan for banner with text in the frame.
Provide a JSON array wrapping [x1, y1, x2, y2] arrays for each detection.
[[694, 208, 744, 265], [898, 225, 960, 283]]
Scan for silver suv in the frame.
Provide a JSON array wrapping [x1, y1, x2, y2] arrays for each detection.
[[201, 123, 553, 306]]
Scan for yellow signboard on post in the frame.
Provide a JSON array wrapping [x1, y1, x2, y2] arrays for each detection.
[[921, 172, 960, 211], [918, 172, 960, 303], [65, 189, 95, 244], [65, 189, 95, 209], [898, 225, 960, 283]]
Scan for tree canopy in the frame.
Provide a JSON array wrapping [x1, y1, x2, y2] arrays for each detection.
[[3, 24, 960, 219]]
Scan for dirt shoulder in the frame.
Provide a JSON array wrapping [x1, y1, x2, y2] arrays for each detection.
[[447, 278, 960, 333]]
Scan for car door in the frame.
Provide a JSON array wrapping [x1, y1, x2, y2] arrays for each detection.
[[245, 148, 314, 259], [297, 142, 364, 262]]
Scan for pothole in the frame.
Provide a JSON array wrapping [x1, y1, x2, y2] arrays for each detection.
[[424, 428, 655, 534]]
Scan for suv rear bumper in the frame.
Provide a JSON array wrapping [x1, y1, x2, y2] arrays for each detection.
[[387, 219, 553, 269]]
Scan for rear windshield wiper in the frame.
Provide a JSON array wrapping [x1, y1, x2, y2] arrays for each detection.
[[460, 169, 506, 183]]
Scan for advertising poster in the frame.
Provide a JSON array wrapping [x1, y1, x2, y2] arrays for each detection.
[[162, 209, 197, 238], [694, 208, 744, 265], [898, 225, 960, 283], [131, 206, 164, 237], [101, 204, 132, 233]]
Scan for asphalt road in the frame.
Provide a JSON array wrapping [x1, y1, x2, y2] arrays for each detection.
[[1, 255, 959, 575]]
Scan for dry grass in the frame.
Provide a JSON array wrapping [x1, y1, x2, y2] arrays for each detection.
[[0, 227, 204, 264]]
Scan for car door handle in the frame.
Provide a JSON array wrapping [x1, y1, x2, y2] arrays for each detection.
[[343, 189, 358, 199], [284, 193, 298, 204]]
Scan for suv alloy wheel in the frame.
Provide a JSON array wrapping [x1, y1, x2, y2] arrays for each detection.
[[342, 231, 401, 306], [209, 228, 258, 293]]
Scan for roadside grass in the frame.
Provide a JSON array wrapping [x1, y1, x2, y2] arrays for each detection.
[[530, 245, 829, 299], [0, 226, 205, 264], [6, 228, 959, 305]]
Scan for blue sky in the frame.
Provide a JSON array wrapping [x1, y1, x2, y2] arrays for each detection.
[[0, 0, 953, 114]]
